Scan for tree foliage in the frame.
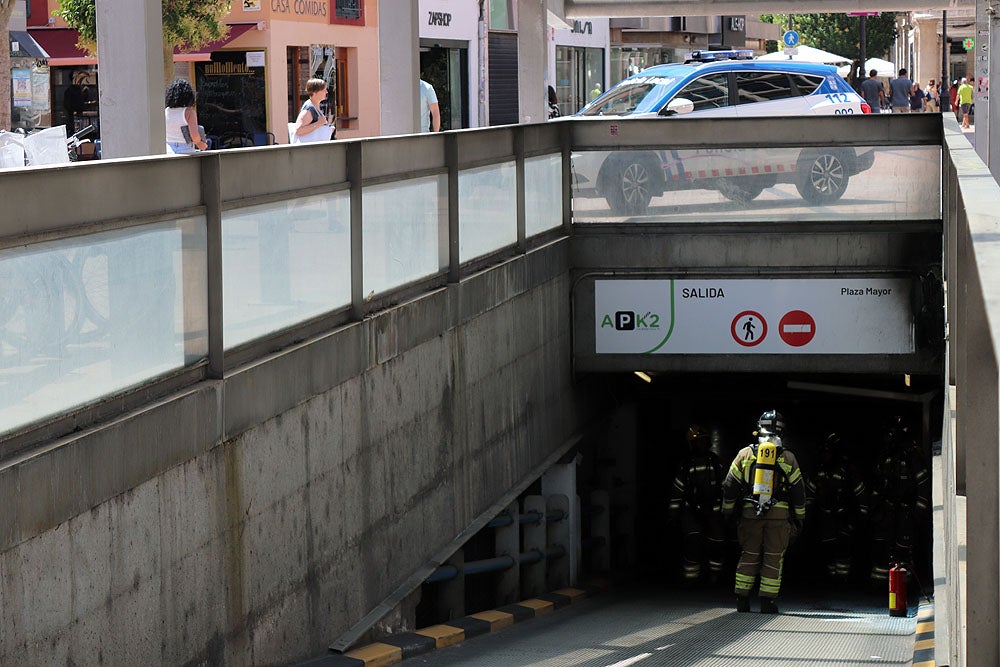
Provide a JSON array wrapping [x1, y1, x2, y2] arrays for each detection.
[[57, 0, 231, 83], [760, 13, 898, 62]]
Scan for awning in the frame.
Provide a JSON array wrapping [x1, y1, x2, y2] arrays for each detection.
[[10, 31, 49, 59], [173, 23, 256, 62], [27, 28, 95, 67]]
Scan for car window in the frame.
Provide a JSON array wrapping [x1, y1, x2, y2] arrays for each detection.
[[736, 72, 794, 104], [789, 74, 825, 96], [579, 75, 679, 116], [673, 74, 729, 111]]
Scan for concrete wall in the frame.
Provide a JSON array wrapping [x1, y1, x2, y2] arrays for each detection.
[[0, 239, 596, 665]]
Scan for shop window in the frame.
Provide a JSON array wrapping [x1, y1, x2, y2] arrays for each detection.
[[287, 45, 355, 130], [331, 0, 365, 26]]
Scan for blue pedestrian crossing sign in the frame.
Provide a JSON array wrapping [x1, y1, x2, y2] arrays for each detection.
[[782, 30, 800, 47]]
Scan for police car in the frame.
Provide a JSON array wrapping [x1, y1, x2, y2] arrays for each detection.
[[572, 50, 876, 214]]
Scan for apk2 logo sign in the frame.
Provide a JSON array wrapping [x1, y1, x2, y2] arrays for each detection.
[[602, 310, 661, 331]]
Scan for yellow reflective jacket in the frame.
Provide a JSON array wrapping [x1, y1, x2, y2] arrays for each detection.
[[722, 444, 807, 519]]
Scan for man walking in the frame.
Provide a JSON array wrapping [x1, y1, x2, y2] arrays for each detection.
[[958, 77, 974, 128], [889, 68, 914, 113], [860, 69, 885, 112]]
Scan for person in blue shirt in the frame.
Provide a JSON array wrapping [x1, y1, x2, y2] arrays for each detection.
[[419, 79, 441, 133], [889, 68, 914, 113]]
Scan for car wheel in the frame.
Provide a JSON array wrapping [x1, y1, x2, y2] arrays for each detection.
[[717, 177, 766, 204], [605, 156, 658, 215], [796, 151, 849, 204]]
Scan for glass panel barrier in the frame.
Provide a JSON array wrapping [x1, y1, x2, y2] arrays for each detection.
[[459, 161, 517, 262], [223, 191, 351, 349], [525, 154, 563, 236], [0, 218, 207, 434], [571, 146, 941, 223], [363, 175, 447, 295]]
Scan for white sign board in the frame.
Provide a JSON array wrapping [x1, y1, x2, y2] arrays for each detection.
[[595, 278, 913, 354]]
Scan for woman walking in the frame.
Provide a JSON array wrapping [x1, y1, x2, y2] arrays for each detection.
[[165, 78, 208, 154]]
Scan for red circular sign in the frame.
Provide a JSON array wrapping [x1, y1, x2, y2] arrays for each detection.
[[731, 310, 767, 347], [779, 310, 816, 347]]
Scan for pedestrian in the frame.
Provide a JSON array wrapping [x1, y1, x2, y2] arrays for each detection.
[[164, 78, 208, 154], [889, 68, 913, 113], [290, 78, 334, 143], [590, 82, 603, 101], [909, 82, 925, 112], [924, 80, 939, 113], [722, 410, 807, 614], [859, 69, 885, 113], [949, 80, 959, 117], [420, 79, 441, 132], [958, 77, 974, 128], [667, 425, 726, 585], [547, 85, 561, 119]]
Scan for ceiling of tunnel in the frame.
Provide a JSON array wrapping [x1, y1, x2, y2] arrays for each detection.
[[563, 0, 975, 17]]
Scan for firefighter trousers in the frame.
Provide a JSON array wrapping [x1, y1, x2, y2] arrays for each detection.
[[735, 510, 792, 599]]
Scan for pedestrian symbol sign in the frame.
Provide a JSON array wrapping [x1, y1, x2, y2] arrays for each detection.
[[783, 31, 800, 48], [731, 310, 767, 347]]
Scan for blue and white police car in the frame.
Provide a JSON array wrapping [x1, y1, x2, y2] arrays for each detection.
[[571, 50, 877, 214]]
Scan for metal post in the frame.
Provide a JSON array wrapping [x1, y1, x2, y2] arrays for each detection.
[[546, 494, 571, 590], [514, 127, 526, 253], [202, 154, 224, 379], [522, 495, 547, 598], [446, 133, 460, 282], [940, 11, 950, 114], [860, 16, 868, 80], [348, 142, 365, 320], [495, 501, 520, 605]]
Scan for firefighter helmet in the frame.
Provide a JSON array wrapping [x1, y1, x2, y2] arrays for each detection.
[[757, 410, 785, 437], [686, 424, 710, 448]]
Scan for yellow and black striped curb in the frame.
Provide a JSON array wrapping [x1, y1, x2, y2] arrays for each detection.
[[299, 583, 607, 666], [912, 602, 935, 667]]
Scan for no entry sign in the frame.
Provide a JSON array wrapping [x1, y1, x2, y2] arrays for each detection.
[[779, 310, 816, 347]]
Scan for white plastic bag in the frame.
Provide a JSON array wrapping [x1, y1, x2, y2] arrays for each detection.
[[24, 125, 69, 166], [288, 122, 333, 145], [0, 132, 26, 168]]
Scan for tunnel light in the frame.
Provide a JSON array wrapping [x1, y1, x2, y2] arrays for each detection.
[[904, 374, 911, 387], [634, 371, 652, 383]]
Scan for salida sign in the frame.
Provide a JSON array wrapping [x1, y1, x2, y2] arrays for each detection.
[[271, 0, 327, 17]]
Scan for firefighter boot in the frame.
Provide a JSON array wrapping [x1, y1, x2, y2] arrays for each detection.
[[736, 595, 751, 613], [760, 598, 779, 614]]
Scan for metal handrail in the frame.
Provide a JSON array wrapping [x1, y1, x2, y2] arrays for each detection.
[[425, 546, 567, 584]]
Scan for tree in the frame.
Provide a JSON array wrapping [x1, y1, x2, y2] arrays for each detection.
[[760, 13, 898, 63], [1, 0, 16, 130], [57, 0, 231, 85]]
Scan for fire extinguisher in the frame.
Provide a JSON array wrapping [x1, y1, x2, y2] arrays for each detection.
[[889, 563, 908, 617]]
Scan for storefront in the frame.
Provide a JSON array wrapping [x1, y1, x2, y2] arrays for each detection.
[[25, 28, 100, 138], [206, 0, 380, 143], [7, 0, 50, 132], [548, 18, 609, 117], [418, 0, 480, 130]]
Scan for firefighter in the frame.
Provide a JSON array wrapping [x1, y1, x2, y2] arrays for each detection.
[[804, 432, 868, 582], [722, 410, 807, 614], [868, 416, 930, 587], [667, 424, 726, 584]]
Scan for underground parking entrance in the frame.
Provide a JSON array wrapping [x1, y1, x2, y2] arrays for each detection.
[[619, 370, 941, 609]]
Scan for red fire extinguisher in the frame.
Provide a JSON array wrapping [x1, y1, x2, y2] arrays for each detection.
[[889, 563, 908, 617]]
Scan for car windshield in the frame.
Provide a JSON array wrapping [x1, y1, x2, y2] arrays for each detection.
[[579, 75, 680, 116]]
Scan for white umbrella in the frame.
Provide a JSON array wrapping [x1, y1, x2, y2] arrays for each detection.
[[864, 57, 896, 77], [757, 44, 852, 65]]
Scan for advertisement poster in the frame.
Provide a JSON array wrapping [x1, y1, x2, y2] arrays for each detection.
[[595, 278, 913, 355], [12, 69, 31, 108]]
